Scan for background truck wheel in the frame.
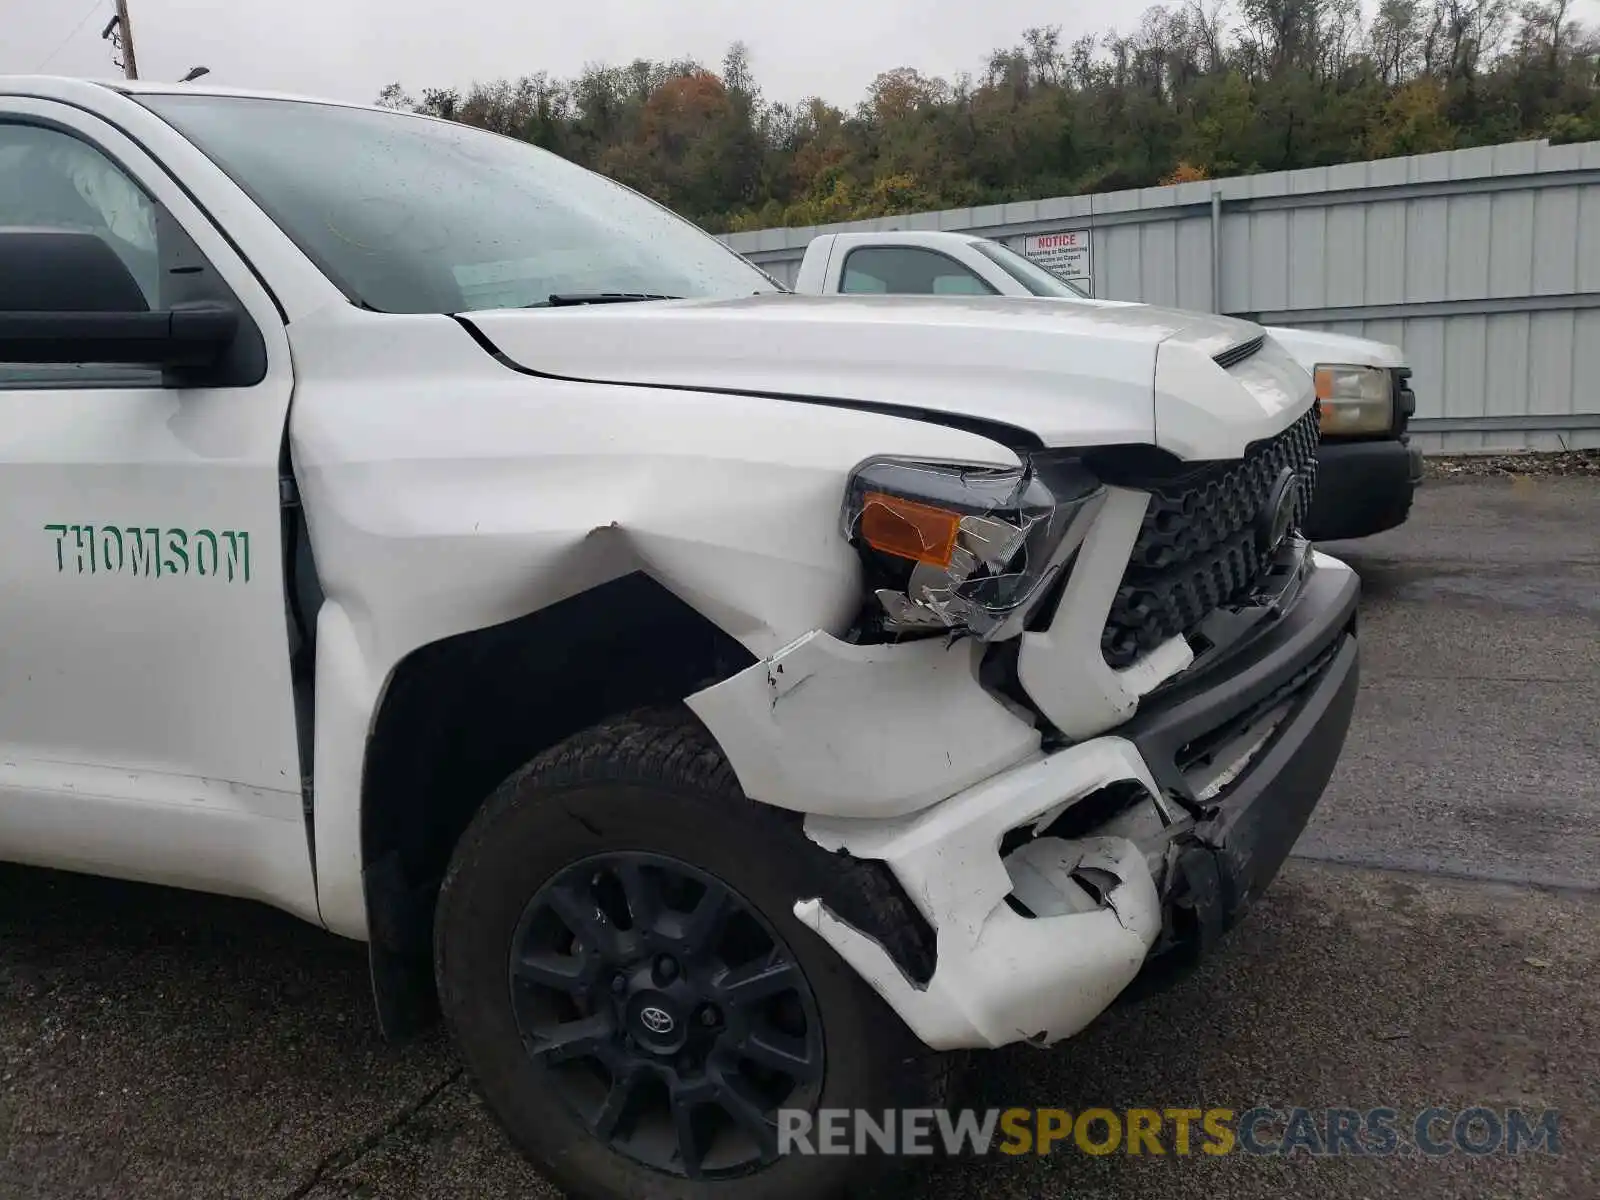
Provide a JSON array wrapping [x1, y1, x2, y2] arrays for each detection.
[[433, 708, 952, 1200]]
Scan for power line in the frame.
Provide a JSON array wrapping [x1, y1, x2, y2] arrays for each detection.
[[33, 0, 106, 72]]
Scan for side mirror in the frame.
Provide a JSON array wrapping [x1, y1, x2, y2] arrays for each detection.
[[0, 227, 237, 368]]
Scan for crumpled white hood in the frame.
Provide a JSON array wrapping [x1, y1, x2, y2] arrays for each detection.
[[464, 292, 1305, 458]]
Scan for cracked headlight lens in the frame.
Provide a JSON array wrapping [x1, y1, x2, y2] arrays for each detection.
[[841, 455, 1104, 640]]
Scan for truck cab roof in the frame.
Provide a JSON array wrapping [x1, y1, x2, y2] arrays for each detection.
[[0, 73, 408, 118]]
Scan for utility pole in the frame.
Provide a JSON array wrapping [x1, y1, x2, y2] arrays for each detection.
[[103, 0, 140, 79]]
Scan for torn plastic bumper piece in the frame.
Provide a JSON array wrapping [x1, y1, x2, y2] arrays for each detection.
[[686, 629, 1042, 821], [792, 551, 1363, 1052], [795, 738, 1168, 1051]]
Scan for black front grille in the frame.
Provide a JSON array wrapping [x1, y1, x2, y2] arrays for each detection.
[[1102, 404, 1321, 668], [1393, 367, 1415, 436]]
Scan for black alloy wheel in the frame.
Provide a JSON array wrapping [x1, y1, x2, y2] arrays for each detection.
[[508, 851, 825, 1180], [435, 710, 956, 1200]]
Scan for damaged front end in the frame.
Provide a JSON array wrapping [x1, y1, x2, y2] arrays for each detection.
[[685, 448, 1194, 824], [780, 549, 1358, 1053], [795, 740, 1170, 1051], [686, 427, 1361, 1054], [839, 453, 1103, 643]]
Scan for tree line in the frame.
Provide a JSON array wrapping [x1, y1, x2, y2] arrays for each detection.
[[377, 0, 1600, 232]]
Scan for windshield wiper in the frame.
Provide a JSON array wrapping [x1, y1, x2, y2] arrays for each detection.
[[535, 292, 683, 307]]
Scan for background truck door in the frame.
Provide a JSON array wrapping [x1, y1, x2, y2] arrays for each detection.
[[0, 99, 316, 923]]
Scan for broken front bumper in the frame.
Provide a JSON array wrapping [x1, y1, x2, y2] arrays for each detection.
[[795, 551, 1360, 1052]]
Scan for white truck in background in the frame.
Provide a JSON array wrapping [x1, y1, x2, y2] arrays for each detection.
[[792, 230, 1424, 542], [2, 75, 1361, 1200]]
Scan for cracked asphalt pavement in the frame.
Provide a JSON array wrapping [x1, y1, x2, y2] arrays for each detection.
[[2, 474, 1597, 1199]]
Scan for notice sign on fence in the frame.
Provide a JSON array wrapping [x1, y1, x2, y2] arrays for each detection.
[[1023, 229, 1092, 295]]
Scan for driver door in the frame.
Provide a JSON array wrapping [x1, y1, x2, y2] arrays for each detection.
[[0, 100, 315, 921]]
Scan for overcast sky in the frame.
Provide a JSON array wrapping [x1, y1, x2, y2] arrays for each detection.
[[7, 0, 1600, 111], [8, 0, 1139, 107]]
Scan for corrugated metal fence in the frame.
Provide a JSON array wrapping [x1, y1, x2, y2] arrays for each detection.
[[720, 139, 1600, 452]]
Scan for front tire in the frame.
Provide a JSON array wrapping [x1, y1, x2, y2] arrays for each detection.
[[434, 710, 948, 1200]]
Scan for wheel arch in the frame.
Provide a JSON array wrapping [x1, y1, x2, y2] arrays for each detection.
[[358, 571, 758, 1039]]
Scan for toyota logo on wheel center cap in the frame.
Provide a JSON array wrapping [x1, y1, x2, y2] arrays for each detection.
[[638, 1005, 675, 1036]]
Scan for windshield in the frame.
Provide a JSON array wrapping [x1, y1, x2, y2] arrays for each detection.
[[970, 239, 1090, 300], [137, 94, 781, 314]]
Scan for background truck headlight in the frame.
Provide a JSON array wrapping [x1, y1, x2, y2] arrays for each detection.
[[841, 455, 1103, 641], [1314, 363, 1393, 435]]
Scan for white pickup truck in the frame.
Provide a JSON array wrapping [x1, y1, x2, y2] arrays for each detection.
[[0, 77, 1360, 1200], [792, 230, 1423, 542]]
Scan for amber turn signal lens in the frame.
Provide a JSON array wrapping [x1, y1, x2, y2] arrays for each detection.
[[859, 491, 961, 567]]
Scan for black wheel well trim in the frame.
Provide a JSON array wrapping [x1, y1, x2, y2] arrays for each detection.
[[355, 571, 756, 1036], [359, 573, 756, 901], [353, 570, 942, 1037], [796, 892, 937, 993]]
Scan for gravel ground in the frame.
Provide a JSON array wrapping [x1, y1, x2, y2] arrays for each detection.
[[1, 474, 1596, 1200], [1424, 449, 1600, 478]]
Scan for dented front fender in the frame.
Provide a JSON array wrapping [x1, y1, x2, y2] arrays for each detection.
[[282, 308, 1023, 938]]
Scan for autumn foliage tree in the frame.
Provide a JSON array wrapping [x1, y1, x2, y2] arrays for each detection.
[[377, 0, 1600, 232]]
